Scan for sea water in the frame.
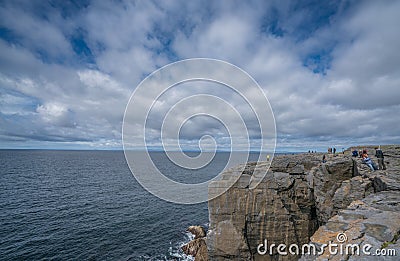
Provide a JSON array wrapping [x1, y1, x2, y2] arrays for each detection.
[[0, 150, 262, 260]]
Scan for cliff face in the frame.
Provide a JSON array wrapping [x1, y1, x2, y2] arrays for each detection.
[[207, 145, 400, 260], [207, 155, 321, 260]]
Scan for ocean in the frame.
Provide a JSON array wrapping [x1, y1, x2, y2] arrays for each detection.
[[0, 150, 262, 260]]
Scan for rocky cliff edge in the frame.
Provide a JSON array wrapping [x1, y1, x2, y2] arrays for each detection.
[[184, 145, 400, 260]]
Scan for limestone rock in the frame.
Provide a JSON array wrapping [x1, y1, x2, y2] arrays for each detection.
[[182, 238, 208, 261], [181, 226, 209, 260], [206, 145, 400, 261], [187, 226, 206, 239], [301, 191, 400, 261], [311, 157, 362, 224], [331, 176, 374, 212], [208, 155, 321, 260]]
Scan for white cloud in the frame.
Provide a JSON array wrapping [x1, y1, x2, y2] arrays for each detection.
[[0, 2, 73, 60], [0, 0, 399, 150]]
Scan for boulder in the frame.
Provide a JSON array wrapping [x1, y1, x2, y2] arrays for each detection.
[[187, 226, 206, 239], [182, 238, 208, 261], [181, 226, 209, 260]]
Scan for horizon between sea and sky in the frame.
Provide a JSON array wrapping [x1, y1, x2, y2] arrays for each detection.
[[1, 1, 400, 153]]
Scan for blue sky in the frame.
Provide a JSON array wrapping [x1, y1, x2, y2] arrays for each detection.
[[0, 0, 399, 152]]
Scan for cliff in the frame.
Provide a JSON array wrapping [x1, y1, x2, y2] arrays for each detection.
[[203, 145, 400, 260]]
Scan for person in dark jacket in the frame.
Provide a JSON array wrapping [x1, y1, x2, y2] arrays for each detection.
[[375, 147, 386, 170]]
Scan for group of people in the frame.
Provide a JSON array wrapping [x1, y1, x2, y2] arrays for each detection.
[[328, 147, 337, 154], [321, 146, 348, 163], [352, 147, 386, 171], [320, 147, 387, 170], [327, 147, 345, 154]]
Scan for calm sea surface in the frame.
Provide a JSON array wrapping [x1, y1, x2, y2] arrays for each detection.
[[0, 150, 262, 260]]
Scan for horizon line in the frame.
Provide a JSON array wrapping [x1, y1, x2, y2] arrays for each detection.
[[0, 148, 305, 153]]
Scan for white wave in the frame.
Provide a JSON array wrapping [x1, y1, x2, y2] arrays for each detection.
[[127, 224, 209, 261]]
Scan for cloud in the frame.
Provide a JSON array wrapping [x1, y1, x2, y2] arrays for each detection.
[[0, 1, 76, 62], [0, 0, 399, 150]]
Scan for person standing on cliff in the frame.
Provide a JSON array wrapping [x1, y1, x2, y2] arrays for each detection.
[[375, 147, 386, 170]]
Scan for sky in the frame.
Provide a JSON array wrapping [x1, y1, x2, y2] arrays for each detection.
[[0, 0, 399, 152]]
